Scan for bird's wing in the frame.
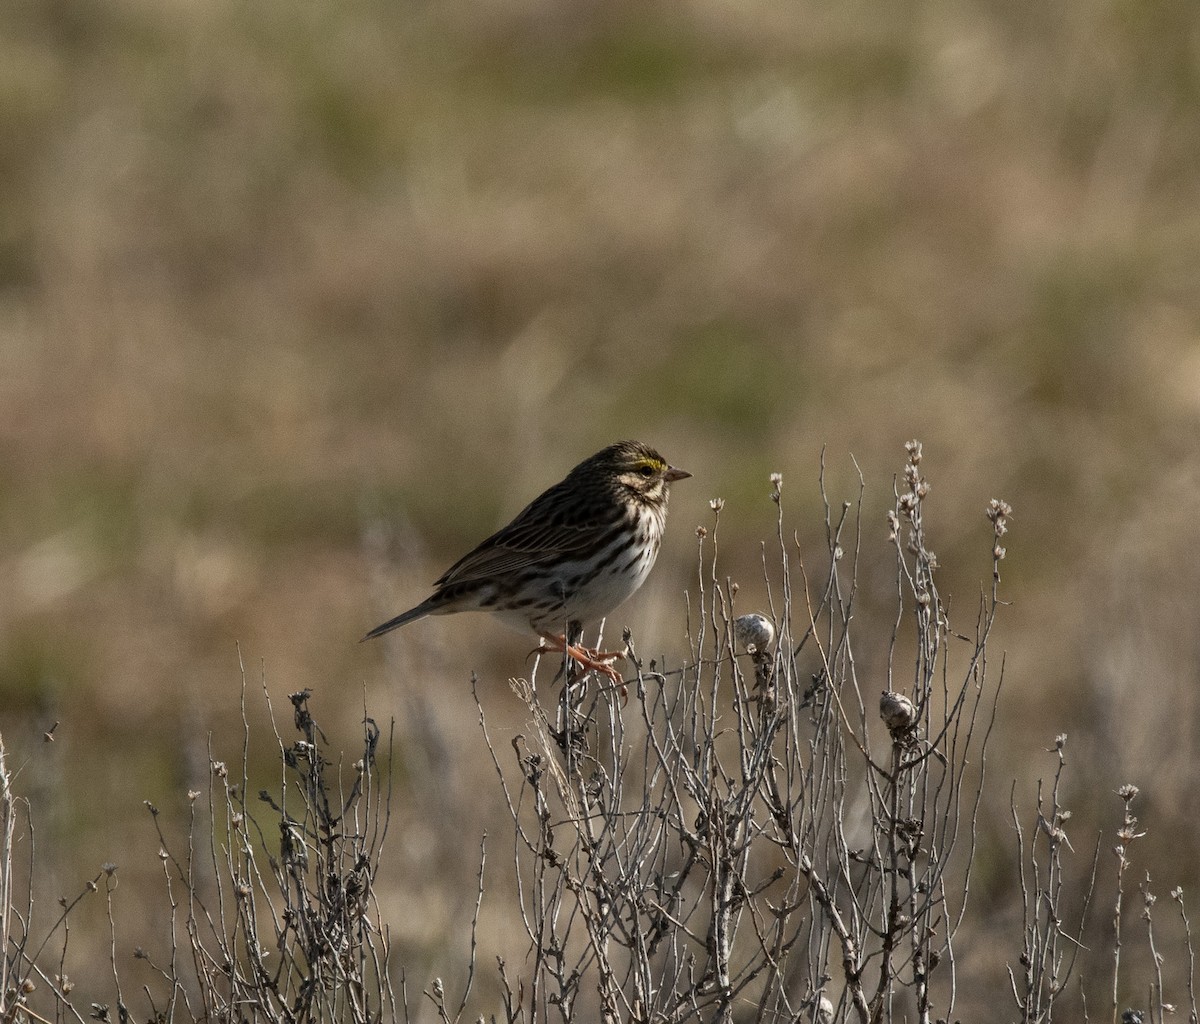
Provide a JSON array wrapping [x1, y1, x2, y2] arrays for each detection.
[[433, 481, 612, 587]]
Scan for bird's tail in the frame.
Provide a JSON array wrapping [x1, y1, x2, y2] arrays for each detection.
[[360, 603, 430, 642]]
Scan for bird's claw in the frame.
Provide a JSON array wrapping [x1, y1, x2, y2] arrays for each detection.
[[531, 636, 629, 703]]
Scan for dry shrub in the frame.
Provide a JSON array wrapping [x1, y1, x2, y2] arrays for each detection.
[[0, 443, 1190, 1024]]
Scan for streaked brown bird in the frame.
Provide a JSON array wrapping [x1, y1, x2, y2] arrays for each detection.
[[363, 440, 690, 683]]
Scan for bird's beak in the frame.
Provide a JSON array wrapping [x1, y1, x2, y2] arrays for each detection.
[[664, 466, 691, 482]]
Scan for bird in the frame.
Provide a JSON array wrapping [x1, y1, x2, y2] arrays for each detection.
[[363, 440, 690, 685]]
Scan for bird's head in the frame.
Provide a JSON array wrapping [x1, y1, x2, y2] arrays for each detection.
[[592, 440, 691, 506]]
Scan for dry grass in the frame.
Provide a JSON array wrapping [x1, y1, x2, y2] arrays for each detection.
[[0, 445, 1194, 1022], [1, 0, 1199, 1012]]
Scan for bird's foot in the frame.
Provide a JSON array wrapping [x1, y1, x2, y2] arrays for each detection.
[[532, 634, 628, 699]]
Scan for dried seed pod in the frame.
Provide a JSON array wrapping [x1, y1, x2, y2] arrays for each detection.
[[814, 994, 834, 1023], [734, 613, 775, 654], [880, 690, 917, 733]]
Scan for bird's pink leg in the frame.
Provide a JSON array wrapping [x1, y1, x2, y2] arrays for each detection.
[[533, 634, 626, 690]]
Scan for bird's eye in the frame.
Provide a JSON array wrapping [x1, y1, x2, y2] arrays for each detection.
[[638, 464, 655, 478]]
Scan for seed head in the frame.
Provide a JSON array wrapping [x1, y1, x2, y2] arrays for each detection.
[[880, 690, 917, 733], [814, 994, 834, 1024], [734, 613, 775, 654]]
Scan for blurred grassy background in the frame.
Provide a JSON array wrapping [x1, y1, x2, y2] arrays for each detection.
[[2, 0, 1200, 1012]]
